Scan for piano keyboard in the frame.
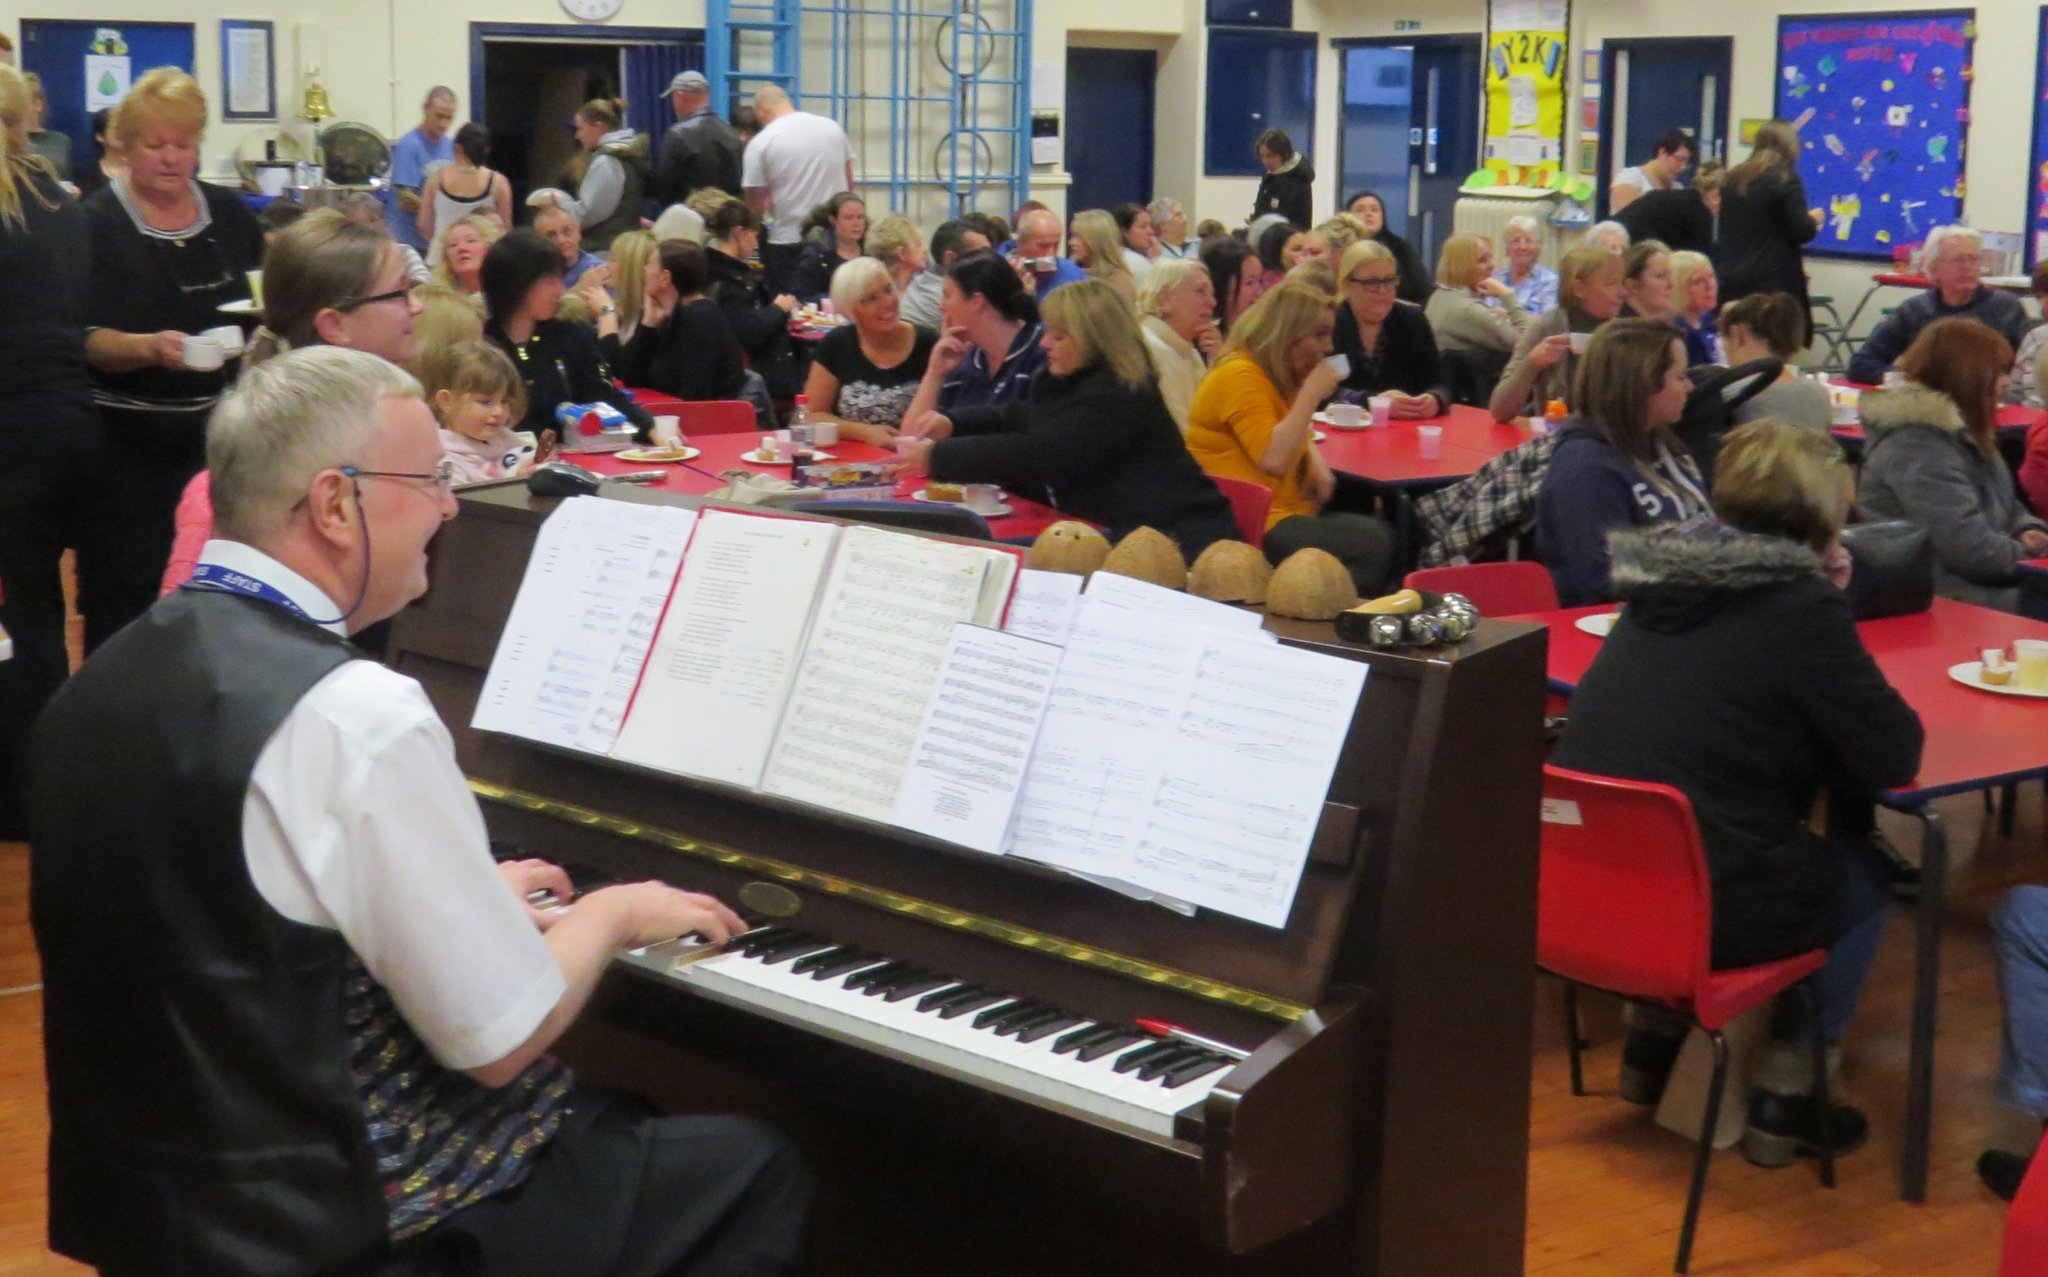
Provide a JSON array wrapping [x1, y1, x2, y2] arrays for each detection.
[[615, 924, 1245, 1139]]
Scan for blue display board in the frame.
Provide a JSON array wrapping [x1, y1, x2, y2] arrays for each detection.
[[2030, 10, 2048, 266], [1773, 10, 1973, 261]]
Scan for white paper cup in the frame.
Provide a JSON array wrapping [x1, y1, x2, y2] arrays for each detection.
[[1326, 403, 1366, 427], [964, 483, 1001, 508], [1567, 331, 1593, 355], [1417, 425, 1444, 459], [1830, 401, 1859, 426], [653, 415, 682, 445], [2017, 639, 2048, 691], [760, 435, 786, 461], [181, 335, 224, 371], [1882, 370, 1907, 389], [1368, 395, 1393, 427], [811, 421, 839, 446]]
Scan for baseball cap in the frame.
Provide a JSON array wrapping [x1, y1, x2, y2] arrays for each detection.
[[667, 71, 711, 95]]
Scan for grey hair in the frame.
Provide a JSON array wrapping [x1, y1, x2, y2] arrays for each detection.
[[337, 190, 385, 220], [207, 347, 423, 541], [1587, 220, 1631, 251], [425, 85, 457, 106], [1505, 214, 1541, 237], [1146, 196, 1184, 225], [1136, 257, 1209, 318], [829, 255, 893, 315], [1922, 224, 1980, 266]]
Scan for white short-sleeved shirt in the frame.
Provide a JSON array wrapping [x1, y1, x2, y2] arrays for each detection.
[[201, 540, 566, 1072], [742, 110, 856, 245]]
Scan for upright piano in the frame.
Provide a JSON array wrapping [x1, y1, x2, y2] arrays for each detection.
[[388, 483, 1549, 1277]]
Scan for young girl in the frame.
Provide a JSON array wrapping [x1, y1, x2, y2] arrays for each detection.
[[427, 340, 546, 483]]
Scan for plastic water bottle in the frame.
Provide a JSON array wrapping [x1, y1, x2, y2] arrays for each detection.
[[788, 394, 814, 468]]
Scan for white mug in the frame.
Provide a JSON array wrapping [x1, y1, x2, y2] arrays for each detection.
[[1567, 331, 1593, 355], [202, 325, 245, 357], [811, 421, 839, 446], [181, 335, 225, 371]]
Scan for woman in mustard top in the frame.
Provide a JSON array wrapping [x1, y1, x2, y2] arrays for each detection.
[[1186, 279, 1395, 590]]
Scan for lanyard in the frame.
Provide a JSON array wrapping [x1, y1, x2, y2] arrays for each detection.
[[181, 562, 334, 625]]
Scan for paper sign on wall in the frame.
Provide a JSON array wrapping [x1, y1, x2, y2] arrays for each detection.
[[1483, 0, 1569, 183], [84, 54, 130, 110]]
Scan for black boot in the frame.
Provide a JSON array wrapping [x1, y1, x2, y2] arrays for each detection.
[[1619, 1029, 1684, 1106], [1741, 1092, 1868, 1169], [1980, 1149, 2033, 1202]]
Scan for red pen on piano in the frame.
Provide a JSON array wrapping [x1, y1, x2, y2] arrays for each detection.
[[1136, 1018, 1250, 1060]]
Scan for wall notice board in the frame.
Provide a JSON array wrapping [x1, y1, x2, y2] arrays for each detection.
[[2030, 10, 2048, 266], [1774, 10, 1974, 261]]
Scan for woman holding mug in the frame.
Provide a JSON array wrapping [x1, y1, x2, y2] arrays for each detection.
[[1489, 246, 1628, 422]]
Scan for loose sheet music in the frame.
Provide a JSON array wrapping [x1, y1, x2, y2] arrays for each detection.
[[473, 497, 694, 754], [760, 527, 1019, 822], [1080, 570, 1270, 637], [891, 625, 1060, 852], [1001, 569, 1083, 646], [611, 510, 840, 786]]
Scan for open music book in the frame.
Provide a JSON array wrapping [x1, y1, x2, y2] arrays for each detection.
[[476, 498, 1366, 927]]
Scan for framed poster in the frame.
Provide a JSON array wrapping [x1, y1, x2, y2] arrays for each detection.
[[220, 19, 275, 121], [1774, 10, 1974, 261]]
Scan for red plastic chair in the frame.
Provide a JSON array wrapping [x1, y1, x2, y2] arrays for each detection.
[[1539, 764, 1833, 1274], [2001, 1136, 2048, 1277], [670, 399, 759, 435], [1210, 475, 1273, 549], [1405, 561, 1558, 615]]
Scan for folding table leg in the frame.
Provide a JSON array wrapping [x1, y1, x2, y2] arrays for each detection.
[[1563, 980, 1584, 1097], [1900, 801, 1947, 1203]]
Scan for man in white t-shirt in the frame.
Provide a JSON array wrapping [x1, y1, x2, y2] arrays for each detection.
[[743, 84, 856, 295], [29, 347, 809, 1277], [1610, 127, 1695, 213]]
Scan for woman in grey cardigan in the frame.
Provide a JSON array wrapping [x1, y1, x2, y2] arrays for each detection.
[[1424, 231, 1531, 356], [1858, 318, 2048, 612]]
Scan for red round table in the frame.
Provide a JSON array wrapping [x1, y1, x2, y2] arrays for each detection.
[[565, 431, 1077, 539]]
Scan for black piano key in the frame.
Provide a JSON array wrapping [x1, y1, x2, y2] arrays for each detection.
[[936, 991, 1008, 1020], [728, 926, 789, 956], [841, 961, 909, 992], [806, 950, 883, 980], [1137, 1046, 1209, 1081], [1075, 1031, 1146, 1063], [1160, 1054, 1235, 1088], [1112, 1041, 1184, 1074], [1013, 1014, 1084, 1045], [916, 984, 986, 1013], [879, 975, 952, 1003], [994, 1008, 1065, 1039], [1051, 1024, 1115, 1055], [973, 1000, 1040, 1031], [865, 965, 938, 994], [788, 945, 862, 975], [754, 934, 828, 963]]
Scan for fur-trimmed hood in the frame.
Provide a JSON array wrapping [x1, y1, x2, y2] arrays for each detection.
[[1607, 518, 1823, 630], [1859, 383, 1966, 436]]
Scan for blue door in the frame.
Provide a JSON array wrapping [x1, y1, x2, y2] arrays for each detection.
[[1598, 37, 1732, 217], [1065, 48, 1155, 217], [22, 20, 196, 182], [1338, 36, 1481, 267]]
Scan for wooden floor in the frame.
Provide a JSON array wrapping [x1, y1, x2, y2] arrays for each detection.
[[0, 789, 2035, 1274]]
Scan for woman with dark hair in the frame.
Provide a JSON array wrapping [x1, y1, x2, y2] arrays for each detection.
[[417, 121, 511, 260], [794, 191, 866, 302], [482, 228, 651, 437], [1251, 221, 1317, 302], [902, 248, 1047, 426], [75, 107, 115, 199], [1344, 190, 1431, 304], [897, 279, 1236, 555], [1252, 128, 1314, 228], [1724, 292, 1832, 431], [1113, 201, 1156, 281], [1860, 317, 2048, 611], [1716, 119, 1820, 342], [697, 191, 803, 397], [1534, 317, 1710, 603], [1200, 236, 1262, 336], [609, 239, 747, 403]]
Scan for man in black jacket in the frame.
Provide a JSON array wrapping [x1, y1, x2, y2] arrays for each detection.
[[1251, 128, 1314, 228], [652, 70, 743, 206]]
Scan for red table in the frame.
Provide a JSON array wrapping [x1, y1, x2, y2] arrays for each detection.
[[1317, 403, 1536, 489], [1505, 597, 2048, 1202], [564, 432, 1075, 540], [1827, 392, 2043, 446]]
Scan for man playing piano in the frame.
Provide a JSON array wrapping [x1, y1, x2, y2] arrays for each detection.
[[27, 347, 808, 1277]]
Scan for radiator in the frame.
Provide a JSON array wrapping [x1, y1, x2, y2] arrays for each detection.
[[1453, 194, 1572, 268]]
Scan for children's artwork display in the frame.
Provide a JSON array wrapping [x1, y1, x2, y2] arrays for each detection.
[[1774, 11, 1974, 261], [2031, 10, 2048, 265]]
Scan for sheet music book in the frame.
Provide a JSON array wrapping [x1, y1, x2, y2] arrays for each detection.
[[1002, 569, 1083, 646], [1081, 570, 1270, 638], [760, 526, 1020, 822], [472, 496, 695, 754], [890, 624, 1061, 853], [611, 509, 841, 787]]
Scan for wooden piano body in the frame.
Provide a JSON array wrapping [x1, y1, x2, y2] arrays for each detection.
[[389, 483, 1548, 1277]]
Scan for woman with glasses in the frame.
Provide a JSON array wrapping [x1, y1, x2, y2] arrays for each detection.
[[80, 68, 263, 638], [1330, 240, 1449, 417], [803, 256, 935, 443], [161, 210, 428, 594], [482, 229, 653, 441]]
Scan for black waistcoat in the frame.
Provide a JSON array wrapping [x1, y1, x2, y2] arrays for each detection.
[[27, 587, 393, 1276]]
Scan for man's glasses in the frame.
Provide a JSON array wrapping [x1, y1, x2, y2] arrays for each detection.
[[342, 461, 456, 493], [1346, 274, 1400, 292], [335, 286, 413, 312]]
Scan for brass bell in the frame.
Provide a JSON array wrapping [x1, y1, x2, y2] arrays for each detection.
[[301, 81, 333, 121]]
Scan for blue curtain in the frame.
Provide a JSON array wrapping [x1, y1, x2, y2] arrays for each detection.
[[625, 40, 707, 155]]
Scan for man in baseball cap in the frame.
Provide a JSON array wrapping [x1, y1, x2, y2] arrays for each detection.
[[653, 69, 743, 205]]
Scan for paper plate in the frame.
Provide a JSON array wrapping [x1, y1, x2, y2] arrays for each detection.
[[913, 489, 1011, 517], [217, 298, 261, 315], [1574, 612, 1620, 638], [740, 448, 835, 464], [1948, 661, 2048, 699], [1313, 411, 1374, 431], [616, 446, 701, 463]]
